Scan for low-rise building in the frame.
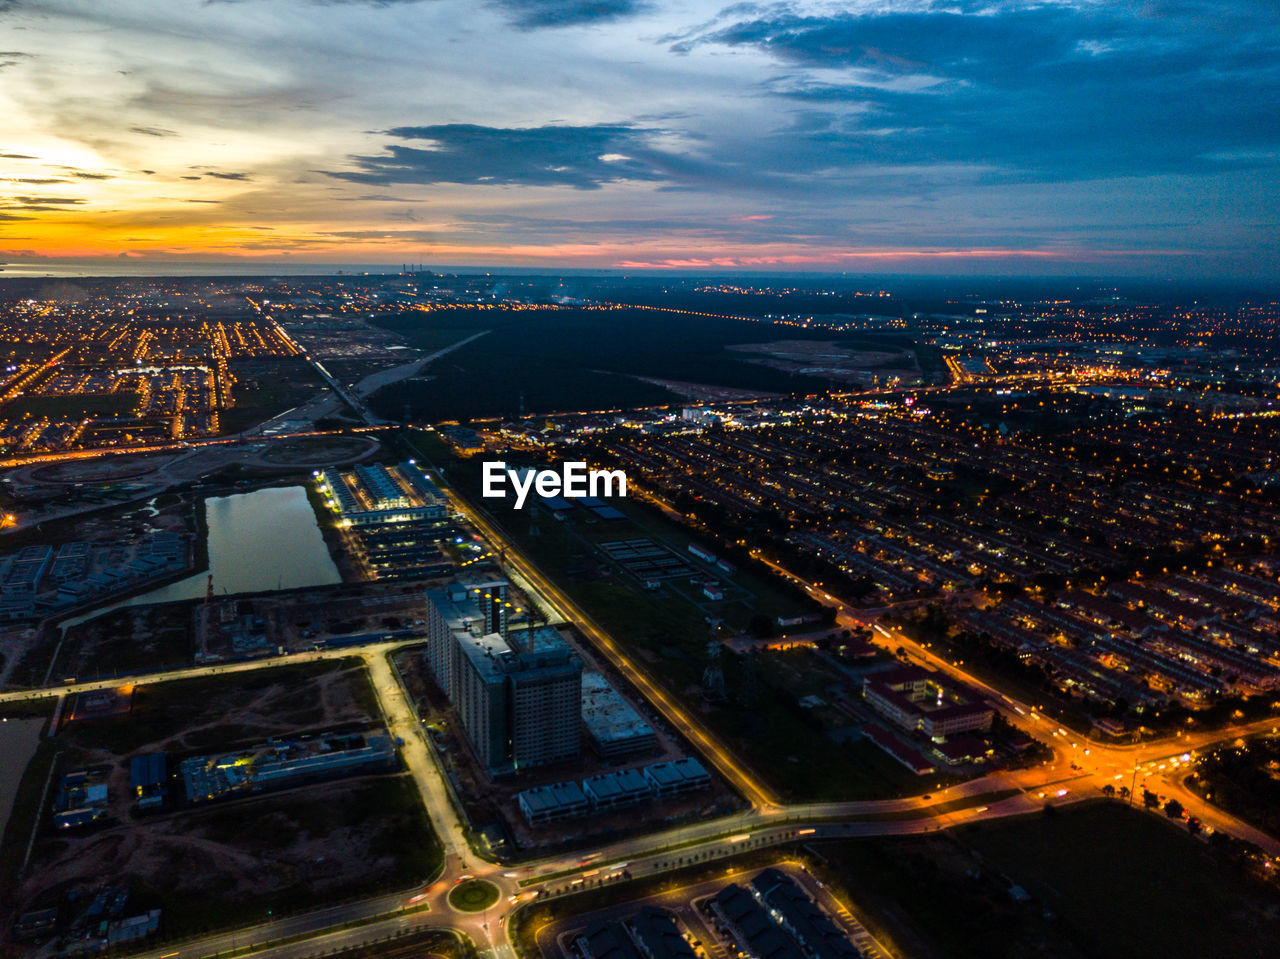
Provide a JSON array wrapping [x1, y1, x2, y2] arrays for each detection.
[[862, 665, 993, 739]]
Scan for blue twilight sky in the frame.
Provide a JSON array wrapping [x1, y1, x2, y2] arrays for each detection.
[[0, 0, 1277, 276]]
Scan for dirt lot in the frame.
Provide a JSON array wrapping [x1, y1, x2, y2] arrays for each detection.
[[54, 658, 379, 762], [56, 603, 196, 683], [16, 775, 440, 940], [6, 659, 437, 941]]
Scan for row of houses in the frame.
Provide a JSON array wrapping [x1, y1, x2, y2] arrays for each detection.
[[517, 757, 711, 825]]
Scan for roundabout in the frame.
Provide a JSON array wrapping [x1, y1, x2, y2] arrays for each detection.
[[446, 878, 500, 913]]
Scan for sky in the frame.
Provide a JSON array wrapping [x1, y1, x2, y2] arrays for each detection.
[[0, 0, 1277, 277]]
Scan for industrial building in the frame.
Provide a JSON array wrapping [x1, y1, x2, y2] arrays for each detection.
[[180, 729, 395, 803], [129, 753, 168, 809], [52, 769, 110, 829], [316, 461, 448, 527]]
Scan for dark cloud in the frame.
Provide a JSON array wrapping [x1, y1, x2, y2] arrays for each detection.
[[328, 123, 671, 190], [334, 193, 419, 202], [0, 153, 35, 159], [181, 175, 202, 180], [130, 125, 177, 137], [72, 172, 113, 180], [491, 0, 649, 30], [674, 1, 1280, 185], [3, 178, 67, 185], [8, 196, 84, 206], [0, 50, 30, 69], [204, 171, 252, 180]]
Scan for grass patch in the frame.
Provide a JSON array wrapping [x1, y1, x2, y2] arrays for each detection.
[[820, 801, 1280, 959], [447, 879, 500, 913], [2, 392, 139, 420], [0, 738, 58, 888]]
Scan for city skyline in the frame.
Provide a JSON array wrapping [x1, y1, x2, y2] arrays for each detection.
[[2, 0, 1278, 278]]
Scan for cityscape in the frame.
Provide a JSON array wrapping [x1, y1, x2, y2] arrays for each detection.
[[3, 3, 1280, 959]]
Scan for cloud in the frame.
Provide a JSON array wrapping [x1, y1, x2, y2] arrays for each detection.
[[204, 171, 253, 180], [491, 0, 649, 30], [3, 178, 68, 185], [130, 125, 178, 137], [327, 123, 672, 190], [674, 1, 1280, 184], [8, 196, 85, 206], [0, 153, 35, 159], [0, 50, 29, 69], [72, 172, 113, 180]]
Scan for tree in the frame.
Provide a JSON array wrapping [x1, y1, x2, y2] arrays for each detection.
[[1101, 784, 1115, 799], [1164, 798, 1184, 820], [1143, 789, 1160, 809]]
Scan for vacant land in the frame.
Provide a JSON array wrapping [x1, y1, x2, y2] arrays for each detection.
[[18, 775, 441, 939], [3, 659, 438, 943], [220, 357, 326, 434], [55, 658, 379, 760], [370, 307, 913, 422], [819, 802, 1280, 959], [1185, 734, 1280, 836], [56, 602, 196, 682]]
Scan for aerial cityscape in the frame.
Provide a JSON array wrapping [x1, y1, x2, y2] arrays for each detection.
[[2, 3, 1279, 959]]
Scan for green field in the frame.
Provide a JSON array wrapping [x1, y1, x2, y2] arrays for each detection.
[[447, 878, 500, 913], [2, 392, 138, 420], [370, 306, 913, 422], [219, 356, 327, 434], [822, 802, 1280, 959]]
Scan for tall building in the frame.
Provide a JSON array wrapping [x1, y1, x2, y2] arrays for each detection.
[[507, 626, 583, 769], [425, 584, 481, 696], [423, 577, 512, 695], [426, 581, 581, 774], [452, 632, 513, 770]]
